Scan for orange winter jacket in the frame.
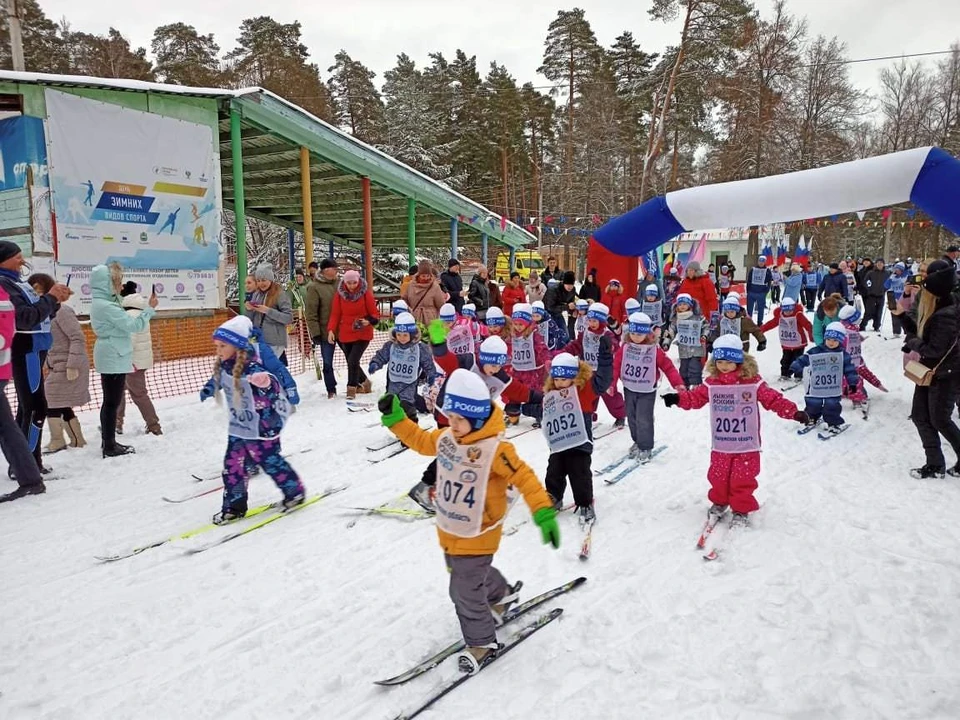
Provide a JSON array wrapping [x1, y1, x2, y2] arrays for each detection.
[[389, 404, 553, 556]]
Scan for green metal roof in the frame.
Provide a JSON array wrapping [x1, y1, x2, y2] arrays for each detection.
[[222, 91, 533, 250]]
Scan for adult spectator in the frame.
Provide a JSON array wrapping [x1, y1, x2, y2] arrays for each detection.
[[855, 258, 874, 297], [89, 263, 157, 457], [0, 241, 67, 474], [307, 261, 319, 280], [818, 263, 848, 301], [327, 269, 378, 399], [812, 293, 844, 345], [501, 272, 526, 318], [541, 256, 563, 284], [400, 264, 418, 296], [942, 245, 959, 273], [679, 261, 719, 321], [246, 263, 293, 365], [526, 271, 546, 303], [547, 270, 578, 337], [37, 274, 88, 453], [579, 268, 601, 303], [487, 274, 503, 310], [782, 265, 803, 304], [859, 259, 890, 332], [401, 260, 446, 324], [745, 256, 772, 324], [305, 258, 340, 398], [439, 258, 465, 313], [117, 281, 162, 436], [894, 260, 960, 478], [468, 266, 491, 317]]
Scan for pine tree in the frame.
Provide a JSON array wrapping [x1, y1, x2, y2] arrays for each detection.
[[65, 27, 155, 80], [448, 51, 494, 193], [0, 0, 69, 72], [151, 23, 223, 87], [327, 50, 385, 144]]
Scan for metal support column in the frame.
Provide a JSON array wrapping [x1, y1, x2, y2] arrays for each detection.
[[230, 110, 248, 307], [328, 238, 335, 259], [361, 177, 374, 288], [509, 246, 516, 275], [287, 228, 296, 280], [300, 147, 314, 268], [481, 233, 488, 267], [450, 218, 459, 259], [407, 198, 417, 267]]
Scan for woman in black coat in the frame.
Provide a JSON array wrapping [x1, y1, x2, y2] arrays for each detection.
[[894, 260, 960, 478], [579, 267, 602, 303]]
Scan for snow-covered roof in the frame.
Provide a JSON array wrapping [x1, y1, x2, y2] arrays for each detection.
[[0, 70, 251, 98]]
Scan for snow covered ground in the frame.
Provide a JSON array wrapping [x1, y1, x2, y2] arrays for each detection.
[[3, 309, 960, 720]]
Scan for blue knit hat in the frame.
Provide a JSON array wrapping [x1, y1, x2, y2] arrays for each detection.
[[643, 284, 660, 298], [486, 307, 506, 327], [674, 293, 693, 308], [439, 303, 457, 322], [712, 334, 744, 364], [838, 305, 861, 324], [824, 321, 847, 344], [392, 299, 409, 317], [721, 292, 741, 312], [213, 316, 254, 351], [462, 303, 477, 318], [512, 302, 533, 324], [586, 302, 610, 323]]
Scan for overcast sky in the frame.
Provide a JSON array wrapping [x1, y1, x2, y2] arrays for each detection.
[[40, 0, 960, 96]]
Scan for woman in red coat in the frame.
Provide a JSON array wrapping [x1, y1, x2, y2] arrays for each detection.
[[327, 269, 379, 399], [679, 261, 719, 321], [601, 278, 628, 328], [501, 272, 527, 318]]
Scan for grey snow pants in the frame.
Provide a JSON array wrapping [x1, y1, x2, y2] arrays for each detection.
[[444, 553, 509, 647], [625, 388, 658, 452]]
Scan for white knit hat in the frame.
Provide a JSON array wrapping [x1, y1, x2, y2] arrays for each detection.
[[442, 368, 492, 423], [586, 302, 610, 322], [478, 336, 508, 366], [512, 302, 533, 323], [439, 303, 457, 321], [625, 298, 641, 313], [644, 284, 660, 296], [462, 303, 477, 317], [392, 299, 409, 316], [712, 334, 744, 363], [627, 312, 652, 335], [486, 306, 506, 326], [213, 315, 253, 350], [838, 305, 860, 322], [781, 297, 797, 308], [550, 352, 580, 379], [394, 312, 417, 334], [824, 322, 847, 343]]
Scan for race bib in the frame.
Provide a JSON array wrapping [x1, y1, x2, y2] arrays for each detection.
[[751, 268, 767, 286], [220, 370, 290, 440], [846, 328, 863, 367], [778, 315, 801, 346], [542, 386, 589, 453], [446, 324, 475, 355], [620, 343, 657, 393], [719, 276, 731, 289], [708, 382, 761, 453], [538, 320, 551, 346], [583, 330, 601, 370], [511, 334, 537, 371], [641, 300, 663, 326], [388, 343, 420, 384], [434, 432, 498, 538], [676, 319, 701, 348], [804, 352, 843, 398], [720, 316, 741, 338], [472, 364, 508, 399], [575, 315, 588, 338]]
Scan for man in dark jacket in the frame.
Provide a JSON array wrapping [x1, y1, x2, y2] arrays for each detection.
[[541, 256, 564, 284], [305, 258, 340, 398], [818, 263, 848, 300], [0, 241, 69, 478], [859, 258, 890, 332], [468, 266, 491, 317], [547, 270, 578, 337], [855, 258, 874, 297], [745, 256, 772, 325], [439, 258, 464, 313]]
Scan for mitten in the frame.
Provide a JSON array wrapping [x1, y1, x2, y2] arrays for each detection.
[[199, 379, 216, 402], [427, 318, 448, 346], [662, 393, 680, 408], [757, 340, 767, 352], [378, 393, 406, 428], [285, 386, 300, 405], [533, 507, 560, 549], [793, 410, 810, 424]]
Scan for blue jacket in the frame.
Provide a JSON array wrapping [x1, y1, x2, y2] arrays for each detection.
[[790, 344, 860, 391], [884, 273, 906, 300], [537, 315, 569, 352], [818, 271, 848, 300], [783, 273, 803, 301], [368, 330, 436, 405], [746, 266, 772, 295], [89, 265, 155, 374], [250, 326, 299, 405]]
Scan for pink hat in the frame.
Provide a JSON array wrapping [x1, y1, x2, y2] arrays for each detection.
[[344, 269, 361, 283]]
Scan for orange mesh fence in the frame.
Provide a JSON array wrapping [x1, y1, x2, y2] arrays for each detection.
[[5, 311, 390, 414]]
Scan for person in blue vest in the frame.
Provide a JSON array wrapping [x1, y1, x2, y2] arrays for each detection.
[[0, 241, 70, 475], [746, 256, 773, 325], [885, 262, 908, 337], [367, 311, 436, 422], [817, 263, 849, 301], [802, 265, 822, 311]]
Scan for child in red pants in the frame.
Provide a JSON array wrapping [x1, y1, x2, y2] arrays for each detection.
[[662, 334, 807, 527]]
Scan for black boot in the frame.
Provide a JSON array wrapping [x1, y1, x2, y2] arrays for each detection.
[[103, 442, 135, 458], [0, 483, 46, 503]]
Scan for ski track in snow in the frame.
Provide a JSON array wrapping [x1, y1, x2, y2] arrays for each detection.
[[2, 312, 960, 719]]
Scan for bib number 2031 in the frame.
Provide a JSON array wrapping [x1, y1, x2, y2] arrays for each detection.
[[441, 479, 476, 509], [715, 417, 747, 434]]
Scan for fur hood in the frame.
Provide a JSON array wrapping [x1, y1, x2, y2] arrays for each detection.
[[706, 352, 759, 381], [544, 359, 593, 391], [337, 277, 369, 302]]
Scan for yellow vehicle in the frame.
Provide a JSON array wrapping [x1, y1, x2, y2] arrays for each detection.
[[494, 250, 545, 283]]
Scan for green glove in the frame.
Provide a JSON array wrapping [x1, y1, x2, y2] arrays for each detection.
[[533, 507, 560, 549], [378, 393, 406, 428], [427, 318, 449, 346]]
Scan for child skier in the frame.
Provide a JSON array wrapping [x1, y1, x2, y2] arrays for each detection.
[[200, 316, 305, 523], [837, 304, 887, 409], [614, 312, 684, 460], [367, 311, 437, 421], [884, 263, 908, 337], [716, 265, 733, 300], [563, 302, 627, 429], [504, 303, 548, 426], [662, 334, 807, 527], [601, 278, 628, 329], [485, 306, 507, 338], [713, 292, 766, 352], [378, 369, 560, 674], [662, 292, 708, 387], [542, 351, 612, 523], [460, 303, 487, 347], [640, 284, 665, 329], [663, 268, 682, 309], [573, 299, 590, 338], [760, 296, 813, 381], [531, 300, 569, 353], [789, 321, 860, 436]]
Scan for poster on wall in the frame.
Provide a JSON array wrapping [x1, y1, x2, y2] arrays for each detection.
[[0, 115, 54, 255], [57, 265, 219, 314], [44, 89, 221, 296]]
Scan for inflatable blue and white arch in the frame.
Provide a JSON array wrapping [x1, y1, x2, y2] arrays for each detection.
[[593, 147, 960, 257]]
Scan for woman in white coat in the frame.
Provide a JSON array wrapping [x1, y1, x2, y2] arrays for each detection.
[[116, 281, 162, 435]]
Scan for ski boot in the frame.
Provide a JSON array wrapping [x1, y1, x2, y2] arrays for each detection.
[[282, 492, 305, 511], [457, 643, 500, 675], [708, 503, 728, 521], [531, 420, 541, 429], [948, 463, 960, 478], [408, 481, 436, 514], [821, 423, 848, 437], [637, 449, 653, 463], [909, 465, 946, 479], [490, 580, 523, 626], [505, 415, 520, 427], [212, 508, 246, 525], [576, 502, 596, 526], [730, 511, 750, 529], [628, 443, 640, 459], [614, 417, 625, 429], [546, 493, 564, 512]]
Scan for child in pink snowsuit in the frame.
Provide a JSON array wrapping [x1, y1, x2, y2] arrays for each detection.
[[837, 305, 887, 404], [562, 301, 627, 428], [503, 303, 548, 425], [662, 334, 805, 525]]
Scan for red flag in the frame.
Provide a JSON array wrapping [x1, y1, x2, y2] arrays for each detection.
[[500, 216, 507, 231]]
